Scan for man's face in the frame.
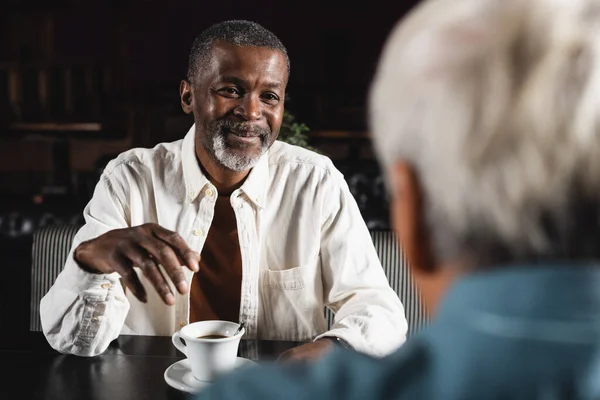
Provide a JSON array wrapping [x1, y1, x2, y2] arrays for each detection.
[[181, 41, 287, 172]]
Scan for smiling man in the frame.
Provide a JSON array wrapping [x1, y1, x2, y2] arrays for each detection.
[[40, 20, 408, 360]]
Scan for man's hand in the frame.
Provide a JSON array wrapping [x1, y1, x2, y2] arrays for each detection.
[[74, 223, 200, 305], [276, 338, 337, 362]]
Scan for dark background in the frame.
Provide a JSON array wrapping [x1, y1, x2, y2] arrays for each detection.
[[1, 0, 418, 336], [1, 0, 419, 197]]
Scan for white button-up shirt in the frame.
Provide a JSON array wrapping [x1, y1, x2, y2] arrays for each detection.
[[40, 125, 408, 357]]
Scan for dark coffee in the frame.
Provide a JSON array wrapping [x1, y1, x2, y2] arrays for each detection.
[[198, 334, 228, 339]]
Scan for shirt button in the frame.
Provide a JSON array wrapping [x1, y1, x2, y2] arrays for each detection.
[[188, 191, 196, 199], [101, 283, 112, 289], [91, 316, 102, 323], [205, 188, 214, 197], [193, 229, 204, 237], [179, 322, 186, 328]]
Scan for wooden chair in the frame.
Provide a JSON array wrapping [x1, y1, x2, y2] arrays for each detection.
[[30, 223, 82, 332]]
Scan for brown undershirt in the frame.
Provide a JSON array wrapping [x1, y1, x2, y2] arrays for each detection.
[[189, 195, 242, 323]]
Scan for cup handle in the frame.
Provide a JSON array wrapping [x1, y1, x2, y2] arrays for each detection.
[[172, 330, 188, 356]]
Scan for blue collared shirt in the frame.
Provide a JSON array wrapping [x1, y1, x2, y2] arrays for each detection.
[[197, 265, 600, 399]]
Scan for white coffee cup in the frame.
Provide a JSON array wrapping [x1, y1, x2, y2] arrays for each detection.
[[172, 320, 245, 382]]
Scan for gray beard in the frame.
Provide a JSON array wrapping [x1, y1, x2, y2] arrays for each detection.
[[211, 132, 269, 172], [200, 119, 272, 172]]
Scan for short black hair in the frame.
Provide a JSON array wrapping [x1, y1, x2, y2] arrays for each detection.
[[186, 20, 290, 83]]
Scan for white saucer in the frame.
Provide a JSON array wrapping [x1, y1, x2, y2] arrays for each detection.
[[164, 357, 257, 393]]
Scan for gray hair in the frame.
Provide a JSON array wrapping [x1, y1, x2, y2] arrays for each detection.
[[187, 19, 290, 83], [369, 0, 600, 266]]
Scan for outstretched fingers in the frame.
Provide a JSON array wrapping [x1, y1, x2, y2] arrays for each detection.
[[152, 225, 201, 273]]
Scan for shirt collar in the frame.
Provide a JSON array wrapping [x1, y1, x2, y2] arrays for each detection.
[[238, 149, 269, 210], [181, 124, 211, 202], [180, 123, 269, 208], [437, 264, 600, 324]]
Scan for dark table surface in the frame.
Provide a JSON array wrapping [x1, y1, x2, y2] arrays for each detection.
[[0, 331, 301, 400]]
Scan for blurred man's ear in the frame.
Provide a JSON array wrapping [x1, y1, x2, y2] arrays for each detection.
[[388, 162, 459, 316], [180, 80, 193, 114]]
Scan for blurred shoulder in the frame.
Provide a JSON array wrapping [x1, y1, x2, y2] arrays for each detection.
[[196, 338, 432, 400]]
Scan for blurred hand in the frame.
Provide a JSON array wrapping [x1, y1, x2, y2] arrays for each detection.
[[277, 339, 336, 362], [74, 223, 200, 305]]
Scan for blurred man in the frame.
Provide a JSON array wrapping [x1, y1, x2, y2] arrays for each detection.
[[194, 0, 600, 398], [40, 20, 407, 360]]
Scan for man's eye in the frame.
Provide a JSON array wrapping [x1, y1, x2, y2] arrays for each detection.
[[263, 93, 280, 102], [220, 88, 241, 96]]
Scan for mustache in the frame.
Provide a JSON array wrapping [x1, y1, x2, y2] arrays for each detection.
[[217, 120, 270, 138]]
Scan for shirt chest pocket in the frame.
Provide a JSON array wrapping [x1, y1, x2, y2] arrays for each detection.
[[262, 254, 322, 290], [263, 266, 307, 290], [259, 256, 324, 340]]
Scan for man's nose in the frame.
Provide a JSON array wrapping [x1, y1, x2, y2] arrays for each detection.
[[234, 95, 262, 120]]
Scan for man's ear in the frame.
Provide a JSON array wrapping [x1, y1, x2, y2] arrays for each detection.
[[180, 80, 193, 114]]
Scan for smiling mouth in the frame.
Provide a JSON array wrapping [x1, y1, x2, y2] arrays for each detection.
[[230, 132, 260, 138], [224, 130, 263, 146], [226, 128, 263, 139]]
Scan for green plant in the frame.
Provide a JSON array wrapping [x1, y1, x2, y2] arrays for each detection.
[[278, 106, 317, 152]]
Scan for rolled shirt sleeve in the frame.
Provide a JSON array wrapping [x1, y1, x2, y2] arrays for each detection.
[[40, 168, 131, 357]]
